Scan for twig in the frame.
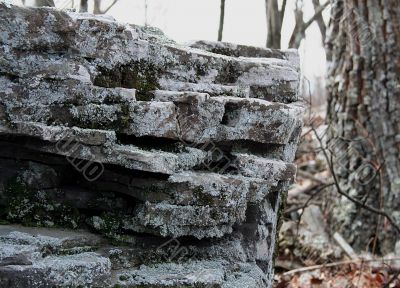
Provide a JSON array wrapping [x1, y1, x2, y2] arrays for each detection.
[[297, 170, 329, 185], [311, 126, 400, 234], [289, 182, 320, 198], [384, 271, 400, 287], [293, 183, 333, 246], [285, 185, 329, 214], [302, 1, 330, 32], [102, 0, 118, 14], [333, 232, 359, 260], [283, 257, 400, 276]]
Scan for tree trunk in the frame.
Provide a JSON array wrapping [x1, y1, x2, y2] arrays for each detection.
[[80, 0, 88, 12], [288, 6, 304, 49], [34, 0, 55, 6], [266, 0, 282, 49], [326, 0, 400, 254], [217, 0, 225, 41], [94, 0, 101, 14]]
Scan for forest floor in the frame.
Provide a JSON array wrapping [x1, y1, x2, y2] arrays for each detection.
[[273, 105, 400, 287]]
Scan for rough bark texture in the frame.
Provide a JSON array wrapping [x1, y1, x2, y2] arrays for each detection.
[[0, 4, 303, 287], [327, 0, 400, 254]]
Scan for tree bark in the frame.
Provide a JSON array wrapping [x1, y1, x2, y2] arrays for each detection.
[[217, 0, 225, 41], [326, 0, 400, 254]]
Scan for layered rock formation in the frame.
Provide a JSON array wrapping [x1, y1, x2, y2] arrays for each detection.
[[0, 3, 303, 287]]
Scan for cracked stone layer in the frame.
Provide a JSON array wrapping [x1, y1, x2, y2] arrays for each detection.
[[0, 3, 303, 288], [1, 77, 303, 145], [0, 225, 270, 288], [0, 5, 299, 102]]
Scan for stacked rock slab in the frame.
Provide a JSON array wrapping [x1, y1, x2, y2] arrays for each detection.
[[0, 4, 303, 288]]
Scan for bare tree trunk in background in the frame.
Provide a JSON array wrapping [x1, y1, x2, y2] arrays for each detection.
[[266, 0, 328, 49], [80, 0, 88, 12], [288, 1, 305, 49], [288, 0, 329, 48], [34, 0, 55, 6], [217, 0, 225, 41], [326, 0, 400, 254], [265, 0, 286, 48], [94, 0, 101, 14]]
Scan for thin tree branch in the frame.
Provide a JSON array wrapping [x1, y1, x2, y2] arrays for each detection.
[[218, 0, 225, 41], [384, 271, 400, 288], [312, 0, 327, 42], [294, 183, 333, 242], [311, 126, 400, 234], [103, 0, 118, 14], [303, 0, 330, 32], [297, 170, 329, 185], [95, 0, 119, 14], [283, 257, 400, 276], [289, 0, 330, 48]]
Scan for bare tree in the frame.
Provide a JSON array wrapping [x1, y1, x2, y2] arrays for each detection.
[[326, 0, 400, 254], [217, 0, 226, 41], [288, 0, 329, 48], [265, 0, 329, 49]]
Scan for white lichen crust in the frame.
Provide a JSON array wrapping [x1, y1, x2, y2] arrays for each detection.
[[0, 3, 303, 288]]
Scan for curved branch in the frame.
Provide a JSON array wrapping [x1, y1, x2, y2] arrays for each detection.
[[312, 126, 400, 234]]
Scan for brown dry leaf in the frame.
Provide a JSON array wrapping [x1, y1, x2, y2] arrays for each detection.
[[274, 261, 400, 288]]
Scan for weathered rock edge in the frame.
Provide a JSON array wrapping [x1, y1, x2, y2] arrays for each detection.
[[0, 3, 303, 288]]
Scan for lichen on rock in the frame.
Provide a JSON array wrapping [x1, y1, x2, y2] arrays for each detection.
[[0, 3, 303, 287]]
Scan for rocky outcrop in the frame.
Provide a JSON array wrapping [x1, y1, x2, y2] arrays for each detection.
[[0, 3, 303, 287]]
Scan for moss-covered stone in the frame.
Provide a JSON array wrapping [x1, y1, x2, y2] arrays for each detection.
[[87, 212, 128, 243], [94, 60, 160, 101], [2, 177, 81, 229]]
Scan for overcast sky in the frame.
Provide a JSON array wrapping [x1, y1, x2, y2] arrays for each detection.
[[16, 0, 329, 88]]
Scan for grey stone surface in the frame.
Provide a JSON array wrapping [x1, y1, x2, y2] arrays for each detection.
[[0, 3, 303, 287]]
